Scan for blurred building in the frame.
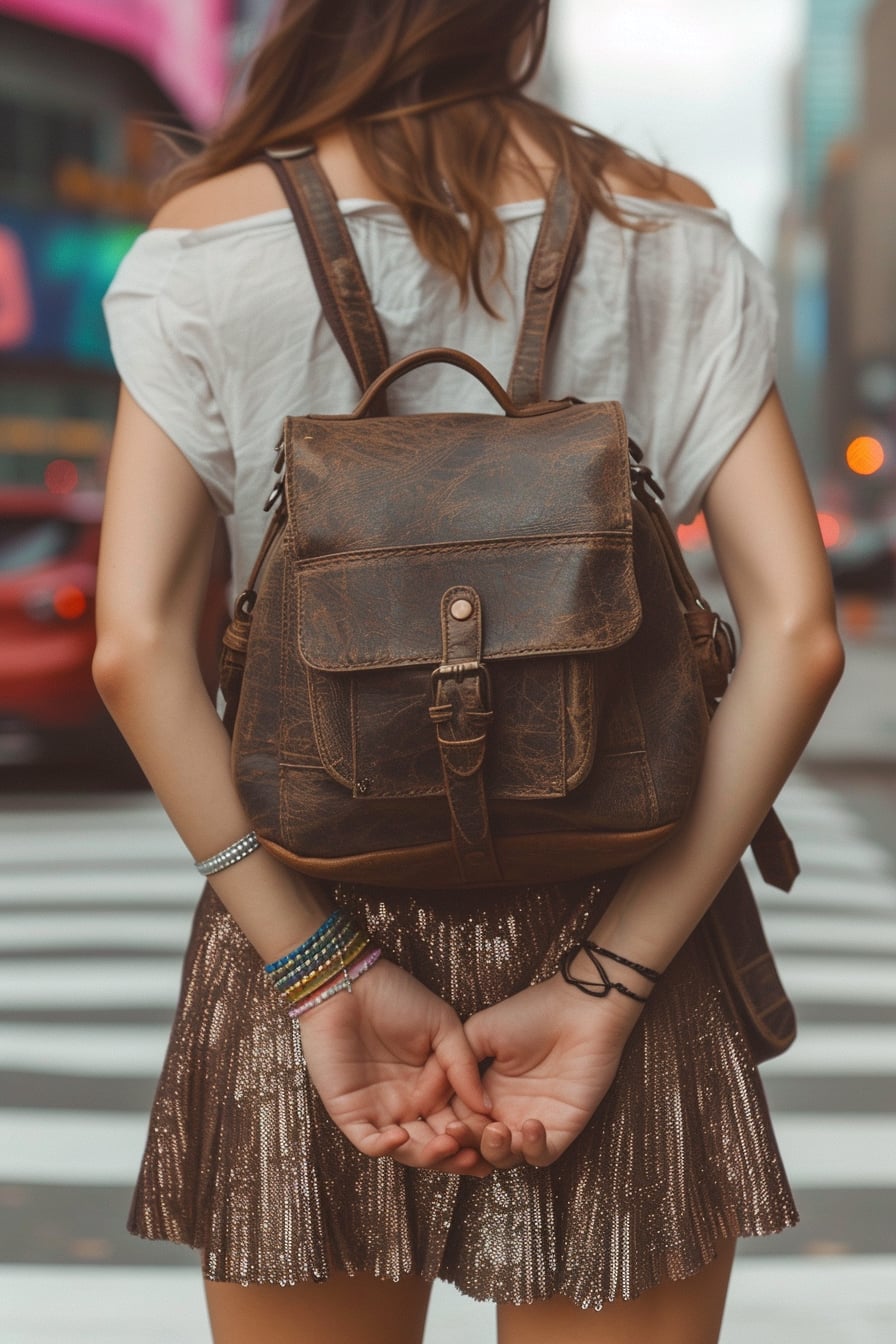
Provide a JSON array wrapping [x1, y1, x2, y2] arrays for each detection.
[[0, 1, 232, 490], [821, 0, 896, 514], [775, 0, 875, 490]]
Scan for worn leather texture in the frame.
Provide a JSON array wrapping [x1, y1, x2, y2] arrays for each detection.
[[227, 347, 709, 887]]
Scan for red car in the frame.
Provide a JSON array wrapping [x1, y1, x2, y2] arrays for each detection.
[[0, 486, 228, 776]]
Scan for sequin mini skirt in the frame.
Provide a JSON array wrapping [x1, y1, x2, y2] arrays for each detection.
[[129, 874, 798, 1308]]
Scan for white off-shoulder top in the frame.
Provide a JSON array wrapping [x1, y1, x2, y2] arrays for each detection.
[[103, 193, 777, 593]]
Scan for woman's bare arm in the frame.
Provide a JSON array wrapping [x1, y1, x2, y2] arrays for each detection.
[[94, 388, 492, 1170], [451, 387, 845, 1168], [93, 387, 333, 960], [584, 386, 845, 981]]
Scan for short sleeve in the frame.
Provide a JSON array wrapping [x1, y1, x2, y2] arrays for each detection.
[[102, 232, 235, 515], [646, 222, 779, 526]]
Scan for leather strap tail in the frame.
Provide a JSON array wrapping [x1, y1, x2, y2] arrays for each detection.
[[429, 587, 502, 884]]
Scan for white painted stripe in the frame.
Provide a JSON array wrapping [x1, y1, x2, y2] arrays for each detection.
[[0, 910, 193, 952], [0, 1024, 171, 1076], [773, 1115, 896, 1187], [0, 810, 172, 829], [0, 1110, 149, 1183], [762, 1025, 896, 1076], [775, 956, 896, 1004], [775, 793, 866, 821], [1, 1259, 895, 1344], [1, 1107, 893, 1190], [743, 868, 896, 913], [0, 959, 182, 1008], [722, 1256, 896, 1344], [761, 912, 896, 954], [2, 833, 186, 866], [0, 1268, 209, 1344], [760, 835, 893, 876], [0, 872, 201, 905]]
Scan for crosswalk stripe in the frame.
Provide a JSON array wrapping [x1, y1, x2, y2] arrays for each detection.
[[0, 911, 194, 952], [772, 1115, 896, 1187], [2, 1107, 894, 1189], [0, 873, 201, 905], [15, 907, 890, 959], [761, 1025, 896, 1076], [2, 834, 186, 866], [4, 951, 894, 1011], [2, 1257, 895, 1344], [758, 912, 896, 953], [0, 960, 183, 1008], [0, 1110, 151, 1183], [753, 834, 893, 875], [773, 956, 896, 1004], [1, 1021, 893, 1083], [0, 1024, 172, 1076], [742, 866, 896, 912]]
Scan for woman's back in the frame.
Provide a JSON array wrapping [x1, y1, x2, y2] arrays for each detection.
[[103, 145, 776, 592]]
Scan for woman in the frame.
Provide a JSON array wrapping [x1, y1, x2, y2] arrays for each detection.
[[97, 1, 844, 1340]]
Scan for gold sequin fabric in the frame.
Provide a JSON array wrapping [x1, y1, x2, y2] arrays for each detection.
[[129, 875, 798, 1306]]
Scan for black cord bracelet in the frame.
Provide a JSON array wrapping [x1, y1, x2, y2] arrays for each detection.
[[560, 941, 662, 1004]]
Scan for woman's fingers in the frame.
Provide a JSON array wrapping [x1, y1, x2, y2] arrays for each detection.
[[520, 1117, 552, 1167], [444, 1115, 489, 1150], [353, 1123, 411, 1158], [434, 1021, 493, 1115], [480, 1121, 518, 1169]]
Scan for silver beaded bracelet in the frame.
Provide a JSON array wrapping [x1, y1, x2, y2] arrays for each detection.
[[195, 830, 260, 876]]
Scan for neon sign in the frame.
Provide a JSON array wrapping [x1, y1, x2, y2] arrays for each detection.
[[0, 204, 141, 368]]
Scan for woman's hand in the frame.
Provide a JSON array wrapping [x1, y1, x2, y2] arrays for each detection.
[[448, 974, 646, 1169], [297, 957, 494, 1176]]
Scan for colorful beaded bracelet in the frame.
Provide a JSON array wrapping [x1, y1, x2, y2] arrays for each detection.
[[264, 909, 348, 976], [288, 947, 383, 1019], [271, 920, 361, 986], [281, 933, 370, 1004]]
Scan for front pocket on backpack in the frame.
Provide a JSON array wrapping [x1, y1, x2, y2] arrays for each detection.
[[305, 655, 595, 801]]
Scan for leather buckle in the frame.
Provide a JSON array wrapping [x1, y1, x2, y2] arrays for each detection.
[[431, 660, 492, 705]]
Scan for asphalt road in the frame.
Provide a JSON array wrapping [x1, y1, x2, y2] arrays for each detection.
[[1, 749, 895, 1342]]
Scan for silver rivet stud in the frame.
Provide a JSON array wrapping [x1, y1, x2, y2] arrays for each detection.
[[450, 598, 473, 621]]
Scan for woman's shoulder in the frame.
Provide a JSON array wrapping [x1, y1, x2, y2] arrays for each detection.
[[600, 154, 718, 212], [149, 163, 289, 232]]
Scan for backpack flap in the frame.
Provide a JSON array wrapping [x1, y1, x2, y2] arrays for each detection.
[[287, 399, 641, 804]]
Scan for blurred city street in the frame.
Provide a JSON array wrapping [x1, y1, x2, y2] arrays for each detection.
[[2, 0, 896, 1340], [1, 599, 895, 1342]]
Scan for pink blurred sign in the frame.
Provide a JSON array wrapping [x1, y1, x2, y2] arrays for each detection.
[[0, 0, 231, 127]]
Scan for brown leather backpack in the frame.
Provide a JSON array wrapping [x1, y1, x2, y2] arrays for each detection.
[[220, 149, 799, 913]]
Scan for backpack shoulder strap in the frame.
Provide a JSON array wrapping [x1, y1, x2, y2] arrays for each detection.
[[262, 148, 391, 398], [264, 149, 587, 410], [507, 173, 590, 407]]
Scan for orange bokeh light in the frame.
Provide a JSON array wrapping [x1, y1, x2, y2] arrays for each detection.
[[53, 585, 88, 620], [44, 458, 79, 494], [845, 436, 885, 476], [677, 512, 709, 551], [816, 512, 841, 548]]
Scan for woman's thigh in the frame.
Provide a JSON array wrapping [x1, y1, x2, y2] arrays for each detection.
[[496, 1237, 737, 1344], [204, 1270, 434, 1344]]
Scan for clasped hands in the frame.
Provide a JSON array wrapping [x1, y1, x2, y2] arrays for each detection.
[[297, 957, 644, 1178]]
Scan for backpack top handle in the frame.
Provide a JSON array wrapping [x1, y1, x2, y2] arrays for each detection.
[[341, 346, 578, 420]]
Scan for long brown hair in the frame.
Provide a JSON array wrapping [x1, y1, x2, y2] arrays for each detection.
[[162, 0, 668, 310]]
